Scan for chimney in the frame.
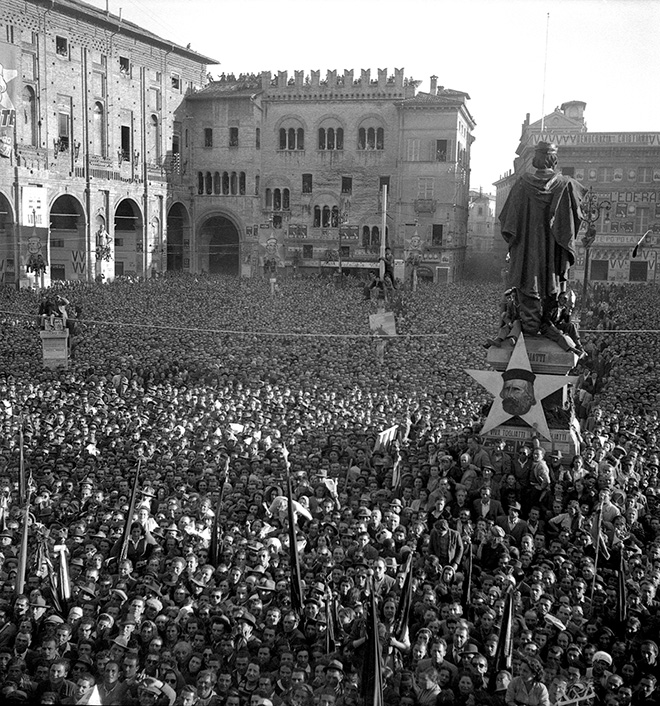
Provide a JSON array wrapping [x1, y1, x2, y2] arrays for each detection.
[[430, 75, 438, 94]]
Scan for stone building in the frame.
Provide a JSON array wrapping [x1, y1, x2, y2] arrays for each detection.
[[495, 101, 660, 287], [0, 0, 215, 287], [174, 70, 476, 283]]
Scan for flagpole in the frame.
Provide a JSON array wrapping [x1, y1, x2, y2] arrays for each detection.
[[119, 459, 142, 564], [590, 503, 603, 605], [283, 444, 304, 616], [16, 501, 31, 596], [19, 415, 26, 505]]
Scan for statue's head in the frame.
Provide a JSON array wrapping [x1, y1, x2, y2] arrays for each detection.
[[532, 141, 558, 171]]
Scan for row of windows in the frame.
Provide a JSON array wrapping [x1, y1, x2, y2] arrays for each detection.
[[197, 171, 250, 196], [54, 36, 183, 90], [44, 99, 160, 162], [200, 126, 385, 151]]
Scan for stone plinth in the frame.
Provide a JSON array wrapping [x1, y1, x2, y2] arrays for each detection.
[[484, 423, 580, 458], [487, 336, 577, 375], [40, 330, 69, 370]]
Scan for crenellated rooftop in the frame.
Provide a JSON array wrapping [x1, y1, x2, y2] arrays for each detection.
[[197, 68, 423, 100]]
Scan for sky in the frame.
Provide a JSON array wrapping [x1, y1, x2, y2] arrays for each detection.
[[87, 0, 660, 192]]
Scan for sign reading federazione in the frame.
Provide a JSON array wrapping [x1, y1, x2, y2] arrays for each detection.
[[532, 132, 660, 146]]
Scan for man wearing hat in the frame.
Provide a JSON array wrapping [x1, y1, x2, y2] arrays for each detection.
[[496, 501, 529, 548], [499, 140, 587, 335]]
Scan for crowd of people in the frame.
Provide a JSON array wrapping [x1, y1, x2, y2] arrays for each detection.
[[0, 272, 658, 706]]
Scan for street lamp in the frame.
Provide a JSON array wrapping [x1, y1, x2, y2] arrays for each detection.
[[580, 187, 611, 304]]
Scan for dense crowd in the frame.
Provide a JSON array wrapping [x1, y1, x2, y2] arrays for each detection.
[[0, 273, 658, 706]]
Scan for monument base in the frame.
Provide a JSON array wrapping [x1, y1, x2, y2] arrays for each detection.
[[487, 335, 577, 375], [484, 422, 580, 458], [40, 330, 69, 370]]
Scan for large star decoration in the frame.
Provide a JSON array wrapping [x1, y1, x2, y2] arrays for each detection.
[[467, 334, 577, 440], [0, 63, 19, 111]]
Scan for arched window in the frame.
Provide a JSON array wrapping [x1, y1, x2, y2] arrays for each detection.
[[22, 86, 37, 146], [92, 101, 105, 156], [278, 123, 304, 150], [322, 206, 330, 228], [205, 172, 212, 195], [358, 123, 385, 151], [222, 172, 230, 195], [265, 188, 272, 209], [273, 189, 282, 211], [331, 206, 339, 227], [370, 226, 380, 251], [318, 122, 344, 151], [255, 175, 260, 195], [283, 188, 290, 210], [314, 206, 321, 228], [239, 172, 246, 195], [213, 172, 221, 195], [197, 172, 204, 195], [362, 226, 370, 249], [230, 172, 237, 195]]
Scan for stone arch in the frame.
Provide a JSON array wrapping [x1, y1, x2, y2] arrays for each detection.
[[114, 198, 143, 278], [49, 194, 86, 282], [0, 191, 16, 285], [166, 202, 189, 272], [197, 212, 240, 276]]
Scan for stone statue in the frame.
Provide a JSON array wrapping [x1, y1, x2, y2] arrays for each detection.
[[499, 142, 586, 335]]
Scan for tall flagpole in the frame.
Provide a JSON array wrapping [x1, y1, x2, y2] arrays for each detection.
[[380, 184, 387, 281], [540, 12, 550, 132]]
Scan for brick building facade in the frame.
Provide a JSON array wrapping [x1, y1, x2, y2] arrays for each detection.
[[173, 71, 475, 283], [0, 0, 215, 287]]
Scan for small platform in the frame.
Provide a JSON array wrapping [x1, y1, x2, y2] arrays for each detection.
[[40, 330, 69, 370]]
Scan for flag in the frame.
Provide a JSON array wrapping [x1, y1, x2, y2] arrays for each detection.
[[391, 450, 402, 490], [617, 549, 627, 629], [590, 503, 610, 573], [79, 685, 102, 705], [462, 542, 473, 609], [632, 229, 652, 258], [490, 588, 514, 688], [394, 553, 413, 642], [374, 424, 398, 452], [208, 457, 229, 566], [285, 470, 304, 615], [361, 585, 384, 706], [326, 595, 337, 654], [118, 460, 141, 564], [16, 502, 30, 596]]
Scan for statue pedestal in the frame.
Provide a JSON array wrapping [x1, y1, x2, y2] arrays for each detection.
[[485, 422, 580, 458], [483, 335, 580, 457], [40, 330, 69, 370], [487, 336, 578, 375]]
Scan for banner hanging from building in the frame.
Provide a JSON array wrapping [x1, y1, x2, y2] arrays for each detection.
[[0, 40, 19, 159], [21, 186, 49, 274]]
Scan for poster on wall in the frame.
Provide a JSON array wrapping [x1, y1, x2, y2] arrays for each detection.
[[0, 40, 18, 159], [21, 186, 48, 274]]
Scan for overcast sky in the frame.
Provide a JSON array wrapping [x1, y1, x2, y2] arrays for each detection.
[[89, 0, 660, 192]]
